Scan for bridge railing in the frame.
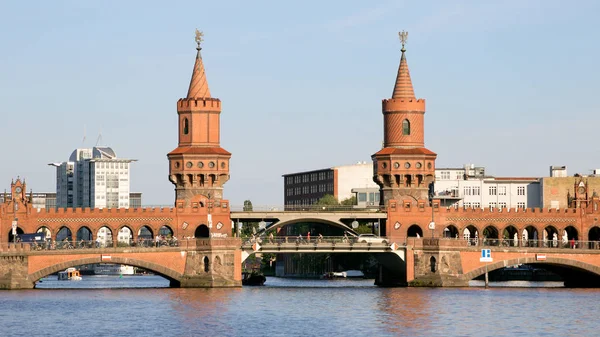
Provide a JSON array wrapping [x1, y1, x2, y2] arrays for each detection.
[[0, 238, 241, 252], [409, 237, 600, 250], [241, 236, 391, 247], [231, 205, 385, 212]]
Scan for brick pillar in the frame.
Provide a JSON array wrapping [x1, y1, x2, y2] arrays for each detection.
[[0, 255, 34, 289]]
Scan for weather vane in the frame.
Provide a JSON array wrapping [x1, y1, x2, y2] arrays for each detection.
[[195, 29, 204, 49], [399, 30, 408, 50]]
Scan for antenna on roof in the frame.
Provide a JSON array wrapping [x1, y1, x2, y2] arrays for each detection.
[[96, 126, 103, 146], [82, 124, 87, 146]]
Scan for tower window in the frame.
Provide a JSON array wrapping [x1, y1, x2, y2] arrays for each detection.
[[183, 118, 189, 135], [402, 119, 410, 135]]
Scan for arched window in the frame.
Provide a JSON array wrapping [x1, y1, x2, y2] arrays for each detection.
[[402, 119, 410, 135], [183, 118, 189, 135]]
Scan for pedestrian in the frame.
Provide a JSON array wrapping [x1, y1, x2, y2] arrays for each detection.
[[268, 232, 274, 244], [307, 231, 311, 243]]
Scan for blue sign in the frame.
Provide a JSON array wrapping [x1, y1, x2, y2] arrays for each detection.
[[481, 249, 491, 258]]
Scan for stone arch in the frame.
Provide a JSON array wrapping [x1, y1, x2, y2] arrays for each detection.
[[482, 225, 499, 246], [407, 224, 423, 238], [462, 257, 600, 286], [56, 225, 73, 241], [97, 225, 113, 248], [564, 225, 578, 241], [429, 256, 437, 273], [195, 225, 210, 238], [9, 227, 25, 242], [543, 225, 559, 248], [588, 226, 600, 249], [257, 218, 357, 237], [502, 225, 519, 247], [521, 225, 538, 247], [443, 224, 458, 238], [36, 226, 52, 239], [137, 225, 154, 240], [76, 226, 93, 241], [29, 256, 181, 285], [462, 225, 478, 245], [203, 256, 210, 272], [117, 225, 134, 246], [159, 224, 174, 238]]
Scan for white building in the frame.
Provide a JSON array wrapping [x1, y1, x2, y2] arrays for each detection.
[[434, 164, 541, 209], [50, 147, 137, 209]]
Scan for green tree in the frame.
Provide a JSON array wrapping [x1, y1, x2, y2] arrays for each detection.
[[243, 199, 253, 211], [241, 199, 259, 237], [340, 196, 356, 206], [316, 194, 339, 205]]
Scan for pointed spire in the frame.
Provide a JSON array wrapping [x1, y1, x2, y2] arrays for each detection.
[[186, 29, 211, 99], [392, 31, 416, 100]]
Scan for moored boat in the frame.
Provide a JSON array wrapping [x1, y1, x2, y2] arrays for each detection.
[[321, 271, 347, 279], [242, 271, 266, 286], [58, 268, 82, 281]]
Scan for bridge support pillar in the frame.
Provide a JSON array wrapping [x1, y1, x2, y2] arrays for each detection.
[[0, 256, 34, 290], [174, 239, 243, 288], [373, 250, 408, 287], [408, 245, 469, 287]]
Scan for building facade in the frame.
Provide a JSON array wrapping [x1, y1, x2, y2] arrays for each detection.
[[283, 162, 379, 206], [49, 147, 138, 209]]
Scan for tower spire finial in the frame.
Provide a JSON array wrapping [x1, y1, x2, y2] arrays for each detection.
[[399, 30, 408, 52], [195, 29, 204, 51]]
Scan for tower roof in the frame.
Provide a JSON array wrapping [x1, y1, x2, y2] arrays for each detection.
[[186, 37, 211, 99], [391, 39, 415, 99]]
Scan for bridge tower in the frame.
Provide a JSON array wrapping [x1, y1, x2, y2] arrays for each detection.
[[372, 32, 437, 206], [168, 30, 231, 207]]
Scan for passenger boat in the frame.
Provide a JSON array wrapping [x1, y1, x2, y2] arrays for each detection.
[[321, 271, 347, 279], [93, 263, 135, 276], [57, 268, 82, 281], [242, 271, 266, 286]]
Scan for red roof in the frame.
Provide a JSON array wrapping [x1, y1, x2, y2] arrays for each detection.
[[168, 147, 231, 156], [373, 147, 437, 156]]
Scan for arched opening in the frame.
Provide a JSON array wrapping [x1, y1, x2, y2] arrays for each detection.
[[522, 225, 539, 247], [117, 225, 133, 247], [76, 226, 92, 241], [402, 119, 410, 135], [543, 226, 559, 248], [463, 225, 478, 246], [56, 226, 72, 242], [443, 225, 458, 238], [37, 226, 51, 239], [482, 225, 499, 246], [430, 256, 437, 273], [138, 225, 154, 241], [564, 226, 578, 248], [407, 224, 423, 238], [588, 227, 600, 249], [195, 224, 210, 238], [183, 117, 189, 135], [203, 256, 210, 272], [9, 228, 24, 242], [96, 226, 113, 248], [159, 225, 174, 238], [502, 225, 519, 247]]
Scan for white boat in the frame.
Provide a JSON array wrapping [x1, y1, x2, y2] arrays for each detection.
[[57, 268, 82, 281], [93, 263, 135, 276], [344, 270, 365, 278], [321, 271, 347, 279]]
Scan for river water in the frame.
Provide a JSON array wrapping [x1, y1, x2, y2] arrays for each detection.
[[1, 276, 598, 337]]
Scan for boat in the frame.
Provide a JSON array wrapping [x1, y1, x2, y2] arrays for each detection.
[[321, 271, 347, 279], [57, 268, 82, 281], [344, 270, 365, 278], [93, 263, 135, 276], [242, 271, 266, 286]]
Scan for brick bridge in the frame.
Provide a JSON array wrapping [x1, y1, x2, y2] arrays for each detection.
[[0, 239, 242, 289]]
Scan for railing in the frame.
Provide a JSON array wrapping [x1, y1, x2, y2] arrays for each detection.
[[411, 237, 600, 250], [241, 236, 391, 247], [231, 205, 385, 212], [0, 238, 240, 252]]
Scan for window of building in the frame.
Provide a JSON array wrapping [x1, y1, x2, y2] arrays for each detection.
[[472, 202, 481, 208], [499, 202, 507, 209], [517, 186, 525, 195], [517, 202, 526, 209], [472, 186, 480, 196], [358, 193, 367, 202], [488, 202, 497, 209], [464, 202, 471, 208], [489, 186, 497, 196], [183, 118, 189, 134], [441, 171, 450, 180], [455, 172, 463, 180], [499, 186, 507, 196], [303, 186, 309, 194], [463, 186, 471, 196], [402, 119, 410, 135]]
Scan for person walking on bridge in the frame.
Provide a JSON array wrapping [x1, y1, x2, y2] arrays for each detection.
[[307, 232, 311, 243]]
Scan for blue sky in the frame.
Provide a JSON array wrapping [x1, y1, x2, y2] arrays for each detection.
[[0, 0, 598, 206]]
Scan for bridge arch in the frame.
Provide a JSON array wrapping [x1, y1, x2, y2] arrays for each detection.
[[502, 224, 518, 246], [407, 224, 423, 237], [76, 226, 93, 241], [117, 224, 134, 245], [195, 224, 210, 238], [260, 218, 356, 236], [443, 224, 458, 238], [462, 257, 600, 287], [30, 256, 181, 285], [56, 225, 73, 241], [588, 226, 600, 241], [137, 225, 154, 240], [564, 225, 578, 240]]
